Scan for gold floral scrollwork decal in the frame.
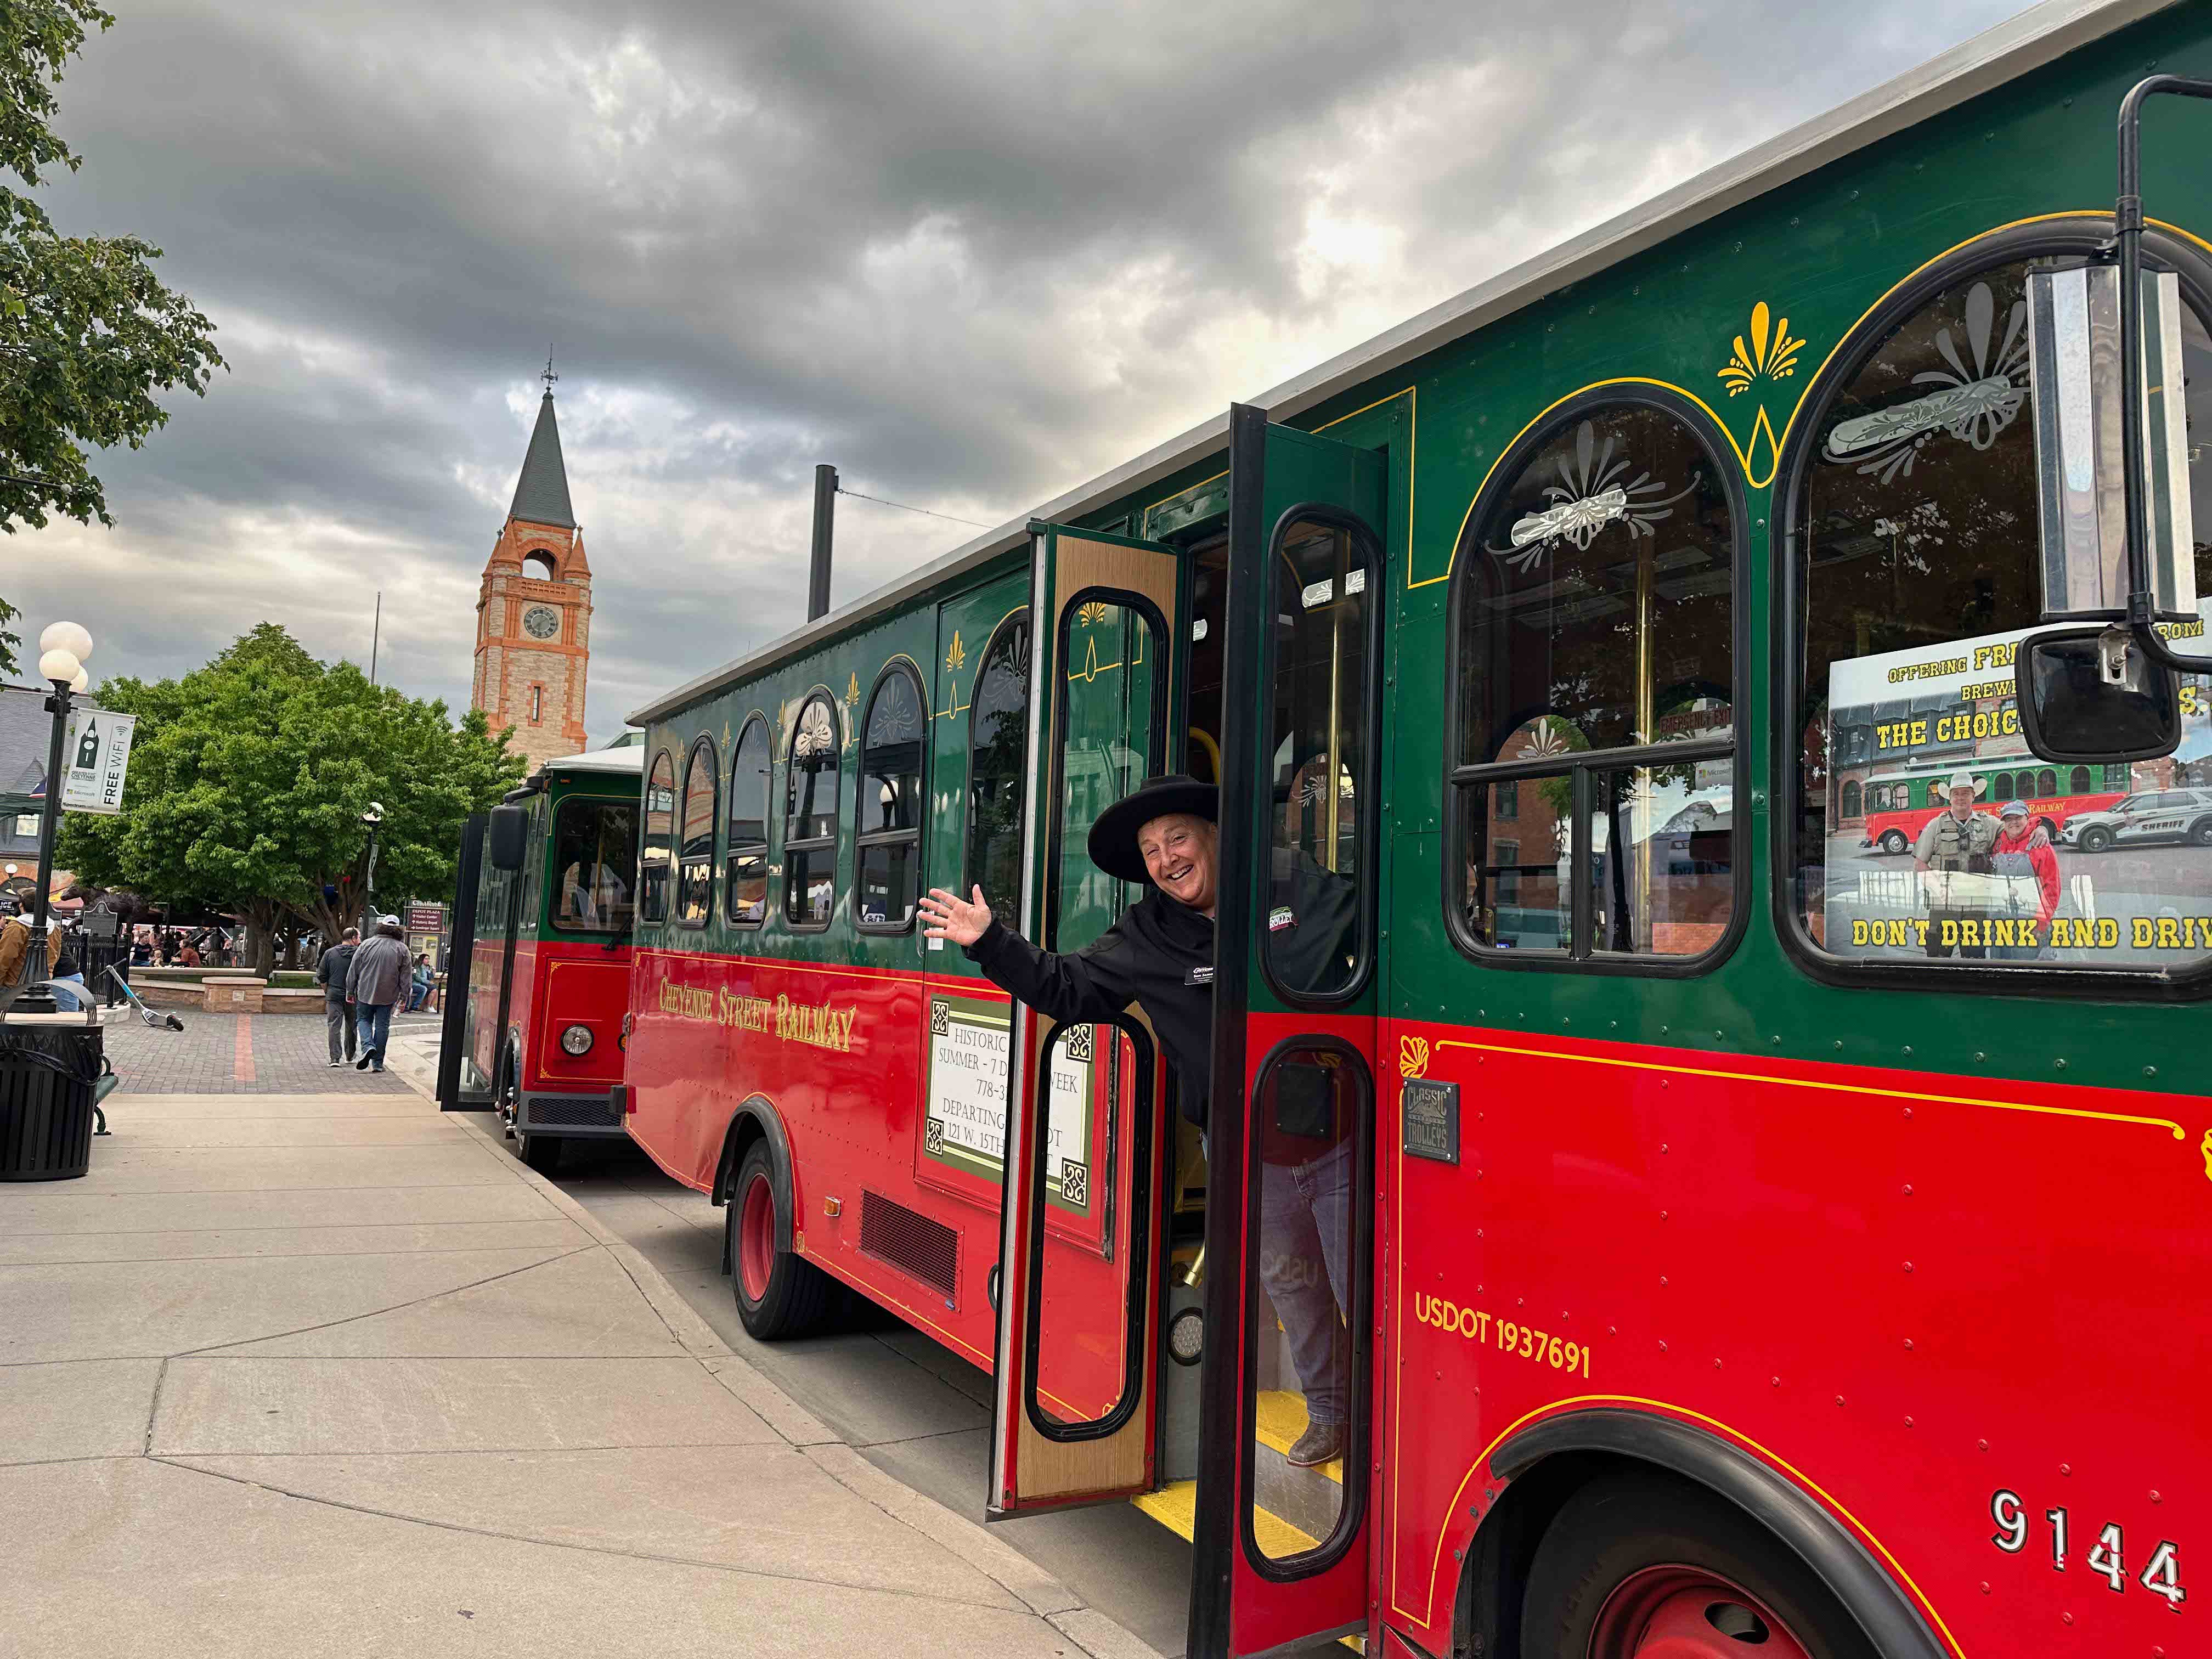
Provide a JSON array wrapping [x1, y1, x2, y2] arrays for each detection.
[[1400, 1034, 1430, 1079], [1717, 301, 1805, 397], [2200, 1127, 2211, 1182]]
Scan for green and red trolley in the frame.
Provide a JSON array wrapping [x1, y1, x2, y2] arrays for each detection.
[[438, 743, 640, 1173], [526, 5, 2212, 1655]]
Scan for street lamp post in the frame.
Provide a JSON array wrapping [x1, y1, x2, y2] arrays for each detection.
[[359, 802, 386, 936], [20, 621, 93, 1008]]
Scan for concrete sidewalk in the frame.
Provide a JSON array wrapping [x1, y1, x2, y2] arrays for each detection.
[[0, 1073, 1161, 1657]]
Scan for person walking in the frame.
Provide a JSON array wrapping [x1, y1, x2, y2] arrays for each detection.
[[345, 916, 410, 1073], [318, 927, 361, 1066]]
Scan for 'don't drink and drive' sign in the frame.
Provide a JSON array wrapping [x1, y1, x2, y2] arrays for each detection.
[[59, 708, 136, 815]]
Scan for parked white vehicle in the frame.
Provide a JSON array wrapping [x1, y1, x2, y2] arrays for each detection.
[[2056, 788, 2212, 853]]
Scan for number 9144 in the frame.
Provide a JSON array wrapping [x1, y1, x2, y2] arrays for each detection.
[[1991, 1491, 2184, 1609]]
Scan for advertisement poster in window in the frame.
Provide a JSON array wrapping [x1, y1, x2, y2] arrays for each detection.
[[1822, 605, 2212, 964]]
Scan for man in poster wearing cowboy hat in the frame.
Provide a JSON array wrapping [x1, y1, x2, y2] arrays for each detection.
[[919, 772, 1357, 1467]]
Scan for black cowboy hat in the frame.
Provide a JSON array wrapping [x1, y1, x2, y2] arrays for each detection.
[[1087, 773, 1218, 885]]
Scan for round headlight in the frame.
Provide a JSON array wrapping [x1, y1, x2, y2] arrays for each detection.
[[560, 1024, 594, 1056], [1168, 1306, 1205, 1366]]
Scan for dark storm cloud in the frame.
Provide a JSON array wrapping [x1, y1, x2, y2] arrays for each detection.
[[6, 0, 2027, 736]]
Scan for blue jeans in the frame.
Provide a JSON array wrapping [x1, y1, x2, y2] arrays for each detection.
[[1256, 1137, 1355, 1426], [355, 1001, 395, 1065], [48, 972, 87, 1011]]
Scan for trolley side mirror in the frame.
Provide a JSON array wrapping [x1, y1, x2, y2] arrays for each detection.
[[2027, 264, 2197, 623], [487, 805, 528, 872], [2015, 625, 2181, 764]]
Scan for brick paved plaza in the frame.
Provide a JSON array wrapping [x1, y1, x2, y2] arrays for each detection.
[[100, 1009, 443, 1095]]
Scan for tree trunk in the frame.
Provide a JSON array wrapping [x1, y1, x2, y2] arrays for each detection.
[[240, 899, 286, 978], [281, 929, 300, 971]]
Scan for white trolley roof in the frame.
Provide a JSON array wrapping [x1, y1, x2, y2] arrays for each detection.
[[535, 744, 645, 780], [632, 0, 2177, 727]]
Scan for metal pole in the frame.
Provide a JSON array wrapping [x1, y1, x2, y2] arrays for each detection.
[[20, 676, 71, 995], [370, 591, 382, 685], [362, 828, 379, 936], [808, 464, 837, 623]]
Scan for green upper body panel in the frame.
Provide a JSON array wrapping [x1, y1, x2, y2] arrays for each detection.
[[640, 7, 2212, 1097]]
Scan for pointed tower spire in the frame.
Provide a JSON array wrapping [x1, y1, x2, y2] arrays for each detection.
[[507, 360, 575, 529]]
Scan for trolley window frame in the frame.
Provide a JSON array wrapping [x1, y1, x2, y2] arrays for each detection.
[[673, 733, 719, 931], [782, 689, 844, 934], [1773, 218, 2212, 1001], [726, 713, 773, 930], [1442, 383, 1751, 978], [854, 660, 930, 936]]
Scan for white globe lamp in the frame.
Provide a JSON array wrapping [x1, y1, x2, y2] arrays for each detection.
[[38, 648, 80, 685], [38, 622, 92, 662]]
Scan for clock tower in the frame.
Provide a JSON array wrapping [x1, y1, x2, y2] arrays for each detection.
[[472, 365, 592, 768]]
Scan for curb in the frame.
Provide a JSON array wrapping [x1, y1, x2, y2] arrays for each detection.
[[386, 1031, 1168, 1659]]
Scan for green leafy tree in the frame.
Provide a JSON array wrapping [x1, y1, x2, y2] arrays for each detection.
[[0, 2, 222, 673], [61, 624, 524, 973]]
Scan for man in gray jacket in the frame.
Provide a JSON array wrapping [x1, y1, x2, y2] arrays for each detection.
[[345, 916, 411, 1074], [317, 927, 359, 1067]]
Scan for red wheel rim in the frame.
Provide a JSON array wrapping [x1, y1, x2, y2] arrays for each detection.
[[1588, 1565, 1814, 1658], [737, 1170, 775, 1304]]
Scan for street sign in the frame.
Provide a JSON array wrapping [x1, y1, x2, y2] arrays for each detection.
[[59, 708, 136, 815], [407, 902, 444, 932]]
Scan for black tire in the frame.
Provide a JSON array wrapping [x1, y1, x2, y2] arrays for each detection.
[[727, 1140, 834, 1339], [520, 1133, 563, 1176], [2080, 825, 2113, 853], [2190, 817, 2212, 848], [1878, 830, 1907, 856], [1521, 1472, 1878, 1659]]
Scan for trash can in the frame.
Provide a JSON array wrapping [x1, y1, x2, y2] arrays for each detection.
[[0, 987, 104, 1181]]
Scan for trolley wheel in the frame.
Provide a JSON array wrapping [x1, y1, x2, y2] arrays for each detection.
[[1878, 830, 1907, 856], [520, 1133, 563, 1176], [2036, 817, 2061, 845], [2079, 825, 2113, 853], [1521, 1472, 1877, 1659], [727, 1141, 833, 1339]]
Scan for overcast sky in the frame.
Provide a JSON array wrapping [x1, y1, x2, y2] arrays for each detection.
[[5, 0, 2033, 742]]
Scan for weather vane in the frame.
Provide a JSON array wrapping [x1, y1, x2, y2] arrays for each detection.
[[542, 348, 557, 392]]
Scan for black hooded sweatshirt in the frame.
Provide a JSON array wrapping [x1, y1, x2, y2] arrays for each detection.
[[965, 892, 1215, 1127]]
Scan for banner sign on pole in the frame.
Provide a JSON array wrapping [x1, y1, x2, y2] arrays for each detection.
[[59, 708, 136, 815]]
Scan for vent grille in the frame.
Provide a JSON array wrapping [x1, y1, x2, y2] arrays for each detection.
[[859, 1190, 958, 1302], [526, 1094, 622, 1128]]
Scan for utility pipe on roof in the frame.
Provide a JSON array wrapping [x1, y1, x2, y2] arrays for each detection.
[[809, 464, 837, 623]]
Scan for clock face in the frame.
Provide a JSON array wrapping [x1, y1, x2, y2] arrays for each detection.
[[522, 605, 560, 640]]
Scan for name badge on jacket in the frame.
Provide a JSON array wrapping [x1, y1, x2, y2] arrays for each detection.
[[1186, 966, 1214, 986]]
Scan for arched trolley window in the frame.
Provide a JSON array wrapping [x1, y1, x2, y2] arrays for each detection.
[[1784, 224, 2212, 980], [640, 748, 676, 925], [1447, 391, 1744, 968], [785, 693, 842, 930], [856, 664, 927, 932], [966, 614, 1031, 924], [675, 736, 718, 928], [726, 716, 772, 928]]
